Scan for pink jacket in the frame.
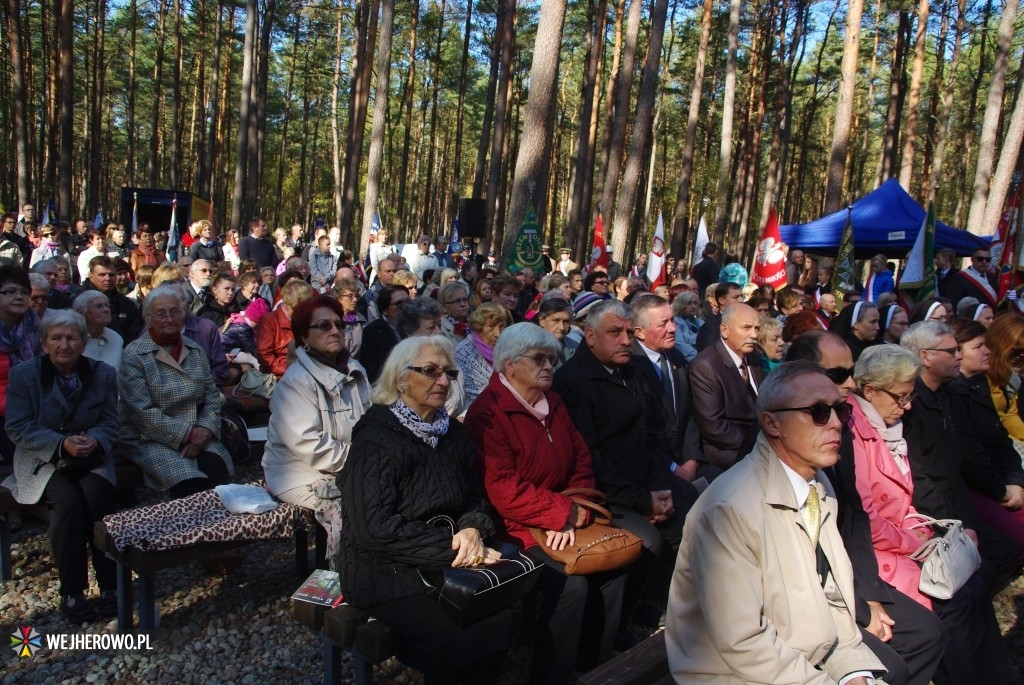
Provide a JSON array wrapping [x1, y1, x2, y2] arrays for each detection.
[[849, 398, 933, 609]]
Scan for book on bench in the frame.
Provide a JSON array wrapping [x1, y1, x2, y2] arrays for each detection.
[[291, 569, 345, 608]]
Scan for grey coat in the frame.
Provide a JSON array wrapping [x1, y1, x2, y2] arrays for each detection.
[[2, 355, 119, 504]]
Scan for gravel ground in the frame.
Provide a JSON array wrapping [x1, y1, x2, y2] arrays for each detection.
[[3, 459, 1023, 684]]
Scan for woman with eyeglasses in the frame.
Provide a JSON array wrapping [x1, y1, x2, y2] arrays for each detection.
[[465, 323, 627, 683], [850, 343, 1010, 684], [339, 335, 513, 682], [455, 301, 512, 409], [875, 304, 909, 345], [263, 295, 370, 564], [329, 277, 367, 358], [0, 265, 42, 468], [438, 281, 471, 344], [829, 300, 880, 361], [908, 298, 951, 325]]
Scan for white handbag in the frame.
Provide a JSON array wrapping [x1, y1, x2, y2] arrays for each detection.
[[906, 514, 981, 600]]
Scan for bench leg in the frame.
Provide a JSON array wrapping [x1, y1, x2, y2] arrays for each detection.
[[323, 636, 344, 685], [0, 514, 11, 581], [353, 654, 374, 685], [137, 574, 157, 634], [315, 524, 327, 569], [115, 560, 134, 632], [295, 527, 309, 577]]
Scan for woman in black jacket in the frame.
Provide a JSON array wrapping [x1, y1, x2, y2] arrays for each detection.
[[338, 335, 512, 683]]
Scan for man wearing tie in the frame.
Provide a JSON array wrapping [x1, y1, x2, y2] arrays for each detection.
[[666, 362, 886, 684], [689, 303, 765, 470]]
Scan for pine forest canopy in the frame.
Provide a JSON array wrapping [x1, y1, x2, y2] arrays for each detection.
[[0, 0, 1021, 267]]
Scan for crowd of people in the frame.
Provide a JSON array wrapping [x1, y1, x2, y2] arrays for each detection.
[[2, 207, 1024, 683]]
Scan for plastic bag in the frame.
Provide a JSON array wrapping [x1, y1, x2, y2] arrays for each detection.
[[215, 484, 280, 514]]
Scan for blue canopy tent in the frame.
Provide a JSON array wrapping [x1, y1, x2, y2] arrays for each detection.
[[779, 179, 993, 258]]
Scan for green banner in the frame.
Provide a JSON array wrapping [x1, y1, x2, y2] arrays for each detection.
[[830, 207, 857, 308], [505, 200, 544, 274]]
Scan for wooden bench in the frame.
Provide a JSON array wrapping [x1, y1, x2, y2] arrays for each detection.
[[577, 632, 670, 685], [94, 494, 320, 635], [1, 461, 144, 581], [293, 600, 396, 685]]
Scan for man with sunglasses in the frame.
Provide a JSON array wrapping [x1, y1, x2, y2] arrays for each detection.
[[667, 361, 884, 684], [787, 331, 946, 685], [945, 248, 997, 310]]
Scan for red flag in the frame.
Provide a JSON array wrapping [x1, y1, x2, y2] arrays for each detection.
[[588, 214, 610, 272], [996, 183, 1024, 300], [751, 207, 787, 287]]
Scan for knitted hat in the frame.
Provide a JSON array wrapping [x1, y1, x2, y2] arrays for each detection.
[[573, 291, 603, 320], [245, 297, 270, 323]]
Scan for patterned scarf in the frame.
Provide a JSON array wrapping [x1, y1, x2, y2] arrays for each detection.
[[389, 399, 450, 448], [0, 308, 41, 366], [470, 329, 495, 365]]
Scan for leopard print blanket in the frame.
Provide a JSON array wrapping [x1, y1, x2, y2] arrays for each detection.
[[102, 486, 313, 553]]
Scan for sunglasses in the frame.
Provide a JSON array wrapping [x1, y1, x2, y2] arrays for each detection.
[[772, 401, 853, 426], [406, 365, 459, 381], [973, 256, 991, 262], [520, 353, 558, 367], [877, 387, 917, 408], [822, 366, 855, 384], [310, 319, 346, 332]]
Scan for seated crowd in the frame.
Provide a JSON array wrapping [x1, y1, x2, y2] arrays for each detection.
[[3, 219, 1024, 684]]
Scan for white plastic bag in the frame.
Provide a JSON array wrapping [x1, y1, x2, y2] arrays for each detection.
[[215, 484, 280, 514]]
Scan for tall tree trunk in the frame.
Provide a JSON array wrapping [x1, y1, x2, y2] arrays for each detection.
[[168, 0, 182, 189], [670, 0, 712, 256], [361, 1, 394, 248], [758, 0, 794, 232], [898, 0, 929, 190], [927, 0, 965, 201], [567, 0, 608, 258], [611, 0, 669, 262], [982, 70, 1024, 231], [87, 0, 105, 214], [472, 2, 499, 198], [824, 0, 863, 213], [231, 0, 257, 231], [875, 12, 911, 185], [965, 0, 1019, 235], [599, 0, 642, 234], [248, 0, 274, 220], [147, 0, 167, 187], [331, 7, 344, 228], [451, 0, 473, 217], [486, 0, 516, 239], [920, 0, 950, 197], [125, 0, 137, 186], [57, 0, 73, 217], [6, 0, 31, 208], [712, 0, 741, 243], [501, 0, 566, 261], [396, 0, 420, 228], [274, 13, 302, 230], [422, 0, 446, 236], [339, 0, 378, 245], [200, 0, 222, 200]]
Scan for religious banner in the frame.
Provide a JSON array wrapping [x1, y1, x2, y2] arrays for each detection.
[[750, 207, 787, 287], [830, 207, 857, 307], [899, 201, 936, 302], [505, 200, 544, 274], [587, 213, 609, 273]]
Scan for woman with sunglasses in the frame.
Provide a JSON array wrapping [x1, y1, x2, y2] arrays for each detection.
[[828, 300, 880, 361], [947, 317, 1024, 563], [339, 335, 513, 682], [850, 343, 1011, 684], [263, 295, 371, 564], [466, 323, 627, 682]]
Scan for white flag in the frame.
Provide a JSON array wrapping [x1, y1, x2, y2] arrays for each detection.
[[647, 212, 667, 287], [693, 215, 709, 267]]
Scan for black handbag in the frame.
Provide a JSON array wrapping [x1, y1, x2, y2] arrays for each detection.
[[417, 516, 542, 627]]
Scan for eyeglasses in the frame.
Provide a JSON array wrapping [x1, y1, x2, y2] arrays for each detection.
[[924, 346, 959, 355], [594, 280, 609, 286], [338, 293, 359, 300], [445, 297, 469, 305], [0, 288, 30, 297], [972, 256, 991, 262], [406, 365, 459, 381], [152, 308, 184, 320], [520, 353, 558, 368], [771, 401, 853, 426], [310, 319, 346, 332], [822, 366, 855, 384], [876, 387, 917, 408]]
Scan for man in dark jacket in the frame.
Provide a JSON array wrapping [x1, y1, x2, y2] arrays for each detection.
[[691, 242, 719, 299], [237, 218, 277, 269], [694, 281, 742, 352], [77, 255, 143, 344]]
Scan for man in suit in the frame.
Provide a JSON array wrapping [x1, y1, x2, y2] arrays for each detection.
[[689, 302, 764, 470], [786, 331, 946, 685], [944, 248, 997, 309], [693, 280, 742, 352], [629, 294, 709, 484], [667, 362, 885, 684], [934, 248, 960, 300]]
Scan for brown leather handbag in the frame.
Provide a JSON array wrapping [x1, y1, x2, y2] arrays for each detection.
[[529, 488, 643, 575]]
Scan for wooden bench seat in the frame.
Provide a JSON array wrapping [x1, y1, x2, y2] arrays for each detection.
[[577, 631, 671, 685], [293, 600, 396, 685]]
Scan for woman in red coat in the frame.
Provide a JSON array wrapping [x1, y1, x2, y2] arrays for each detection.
[[465, 323, 627, 685]]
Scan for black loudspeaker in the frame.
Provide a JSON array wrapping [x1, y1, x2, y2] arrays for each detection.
[[458, 199, 487, 238]]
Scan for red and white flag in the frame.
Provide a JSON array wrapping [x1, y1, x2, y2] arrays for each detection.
[[587, 214, 610, 273], [751, 207, 787, 287], [647, 212, 667, 288]]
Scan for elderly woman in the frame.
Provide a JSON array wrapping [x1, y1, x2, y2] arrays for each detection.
[[2, 310, 118, 621], [263, 295, 370, 563], [876, 304, 909, 345], [671, 291, 702, 363], [754, 316, 784, 375], [119, 285, 235, 497], [534, 295, 577, 369], [232, 270, 262, 311], [851, 343, 1012, 684], [330, 277, 367, 357], [396, 297, 443, 339], [0, 265, 42, 466], [339, 336, 512, 682], [455, 302, 511, 408], [28, 273, 51, 320], [72, 290, 123, 371], [438, 282, 470, 344], [466, 323, 626, 682], [256, 279, 316, 378], [946, 317, 1024, 563], [829, 301, 880, 361]]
